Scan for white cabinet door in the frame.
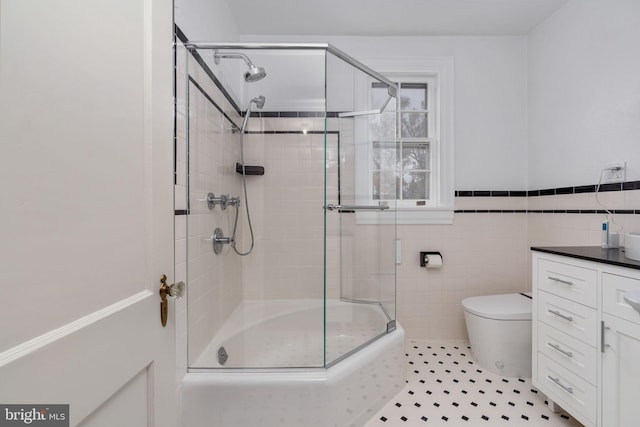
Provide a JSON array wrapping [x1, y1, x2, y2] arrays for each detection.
[[0, 0, 175, 425], [602, 313, 640, 427]]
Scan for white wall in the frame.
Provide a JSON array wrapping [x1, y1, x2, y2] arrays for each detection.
[[528, 0, 640, 189], [241, 34, 529, 191], [525, 0, 640, 293], [175, 0, 239, 41]]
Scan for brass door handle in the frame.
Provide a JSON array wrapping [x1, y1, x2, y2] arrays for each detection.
[[159, 274, 185, 327]]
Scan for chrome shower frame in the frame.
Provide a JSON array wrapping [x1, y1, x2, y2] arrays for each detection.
[[184, 42, 398, 92]]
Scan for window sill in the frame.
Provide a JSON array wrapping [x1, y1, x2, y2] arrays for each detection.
[[356, 207, 454, 225]]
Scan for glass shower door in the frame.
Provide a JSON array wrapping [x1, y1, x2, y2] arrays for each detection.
[[325, 51, 397, 366]]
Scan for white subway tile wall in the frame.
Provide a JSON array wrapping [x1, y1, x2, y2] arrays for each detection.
[[527, 190, 640, 287], [241, 133, 336, 300], [174, 49, 245, 367], [397, 208, 529, 340], [528, 191, 640, 248]]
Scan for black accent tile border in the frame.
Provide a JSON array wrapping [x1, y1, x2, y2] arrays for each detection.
[[600, 183, 622, 192], [456, 180, 640, 198], [189, 76, 241, 132], [556, 186, 573, 195], [454, 210, 528, 214], [624, 181, 640, 191], [176, 28, 242, 115], [455, 209, 640, 215], [575, 185, 596, 194], [454, 190, 530, 197]]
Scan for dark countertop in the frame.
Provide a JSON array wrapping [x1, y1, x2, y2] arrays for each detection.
[[531, 246, 640, 271]]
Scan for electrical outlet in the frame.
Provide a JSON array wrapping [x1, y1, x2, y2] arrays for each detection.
[[604, 162, 626, 183]]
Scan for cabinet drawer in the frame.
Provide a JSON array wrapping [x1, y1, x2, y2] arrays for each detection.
[[538, 259, 597, 308], [538, 291, 598, 346], [537, 322, 596, 385], [603, 272, 640, 324], [537, 353, 596, 424]]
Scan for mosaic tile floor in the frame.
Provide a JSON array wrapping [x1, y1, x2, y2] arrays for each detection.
[[364, 341, 584, 427]]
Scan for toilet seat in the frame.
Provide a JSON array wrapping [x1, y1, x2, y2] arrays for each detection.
[[462, 293, 532, 321]]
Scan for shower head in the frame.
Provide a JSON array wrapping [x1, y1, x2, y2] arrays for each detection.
[[245, 65, 267, 83], [214, 50, 267, 83]]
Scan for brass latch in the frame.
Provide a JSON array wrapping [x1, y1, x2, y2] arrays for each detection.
[[159, 274, 185, 327]]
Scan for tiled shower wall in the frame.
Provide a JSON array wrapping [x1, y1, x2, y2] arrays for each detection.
[[239, 130, 339, 301], [175, 42, 245, 370], [239, 122, 395, 306]]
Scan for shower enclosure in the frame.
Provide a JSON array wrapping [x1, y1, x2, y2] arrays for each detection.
[[178, 42, 399, 372]]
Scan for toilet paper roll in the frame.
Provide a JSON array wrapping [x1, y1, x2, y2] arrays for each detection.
[[425, 254, 443, 269]]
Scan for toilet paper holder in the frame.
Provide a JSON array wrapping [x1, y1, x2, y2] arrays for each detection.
[[420, 251, 443, 267]]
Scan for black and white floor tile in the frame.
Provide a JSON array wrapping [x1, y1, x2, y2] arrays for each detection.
[[365, 341, 583, 427]]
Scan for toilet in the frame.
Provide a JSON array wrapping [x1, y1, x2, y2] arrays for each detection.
[[462, 292, 532, 378]]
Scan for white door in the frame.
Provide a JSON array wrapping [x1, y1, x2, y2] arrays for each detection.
[[0, 0, 176, 426], [602, 313, 640, 427]]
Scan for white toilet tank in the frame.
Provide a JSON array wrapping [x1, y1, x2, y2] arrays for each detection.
[[462, 293, 532, 378]]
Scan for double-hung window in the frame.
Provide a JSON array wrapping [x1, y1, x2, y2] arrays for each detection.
[[372, 80, 436, 205], [358, 58, 454, 225]]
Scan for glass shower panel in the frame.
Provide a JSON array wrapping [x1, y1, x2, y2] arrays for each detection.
[[184, 46, 328, 369], [325, 52, 397, 366]]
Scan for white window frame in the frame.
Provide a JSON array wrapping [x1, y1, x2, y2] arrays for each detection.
[[356, 57, 455, 225]]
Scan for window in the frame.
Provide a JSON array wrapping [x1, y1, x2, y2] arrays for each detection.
[[356, 57, 454, 224], [372, 81, 435, 205]]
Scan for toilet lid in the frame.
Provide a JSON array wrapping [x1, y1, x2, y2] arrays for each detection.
[[462, 293, 532, 320]]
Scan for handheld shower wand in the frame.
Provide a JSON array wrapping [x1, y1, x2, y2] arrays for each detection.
[[241, 96, 266, 132], [231, 95, 266, 256]]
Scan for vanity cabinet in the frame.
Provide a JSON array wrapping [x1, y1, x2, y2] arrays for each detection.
[[601, 273, 640, 427], [532, 248, 640, 427]]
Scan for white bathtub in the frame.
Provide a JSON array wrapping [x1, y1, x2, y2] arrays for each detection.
[[181, 299, 405, 427]]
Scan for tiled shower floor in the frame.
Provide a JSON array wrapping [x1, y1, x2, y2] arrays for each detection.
[[364, 340, 583, 427]]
